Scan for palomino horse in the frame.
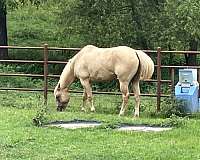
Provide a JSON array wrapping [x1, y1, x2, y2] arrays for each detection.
[[54, 45, 154, 117]]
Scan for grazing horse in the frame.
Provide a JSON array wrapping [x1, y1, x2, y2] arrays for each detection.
[[54, 45, 154, 117]]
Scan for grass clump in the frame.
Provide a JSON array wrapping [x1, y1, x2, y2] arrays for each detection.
[[161, 114, 188, 127], [148, 96, 189, 119], [32, 105, 48, 127]]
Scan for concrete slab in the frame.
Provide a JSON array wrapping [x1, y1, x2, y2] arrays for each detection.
[[46, 120, 172, 132], [46, 120, 101, 129], [117, 126, 172, 132]]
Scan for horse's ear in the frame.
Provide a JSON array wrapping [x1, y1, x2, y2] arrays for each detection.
[[57, 83, 61, 90]]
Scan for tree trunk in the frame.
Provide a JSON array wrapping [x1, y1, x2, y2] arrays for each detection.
[[185, 39, 198, 65], [0, 0, 8, 59]]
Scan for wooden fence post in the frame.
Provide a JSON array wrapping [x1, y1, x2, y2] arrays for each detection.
[[43, 44, 48, 105], [170, 68, 175, 97], [157, 47, 161, 112], [198, 69, 200, 97]]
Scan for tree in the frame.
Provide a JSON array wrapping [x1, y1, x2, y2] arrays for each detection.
[[0, 0, 8, 59], [58, 0, 165, 49], [0, 0, 46, 59], [158, 0, 200, 65]]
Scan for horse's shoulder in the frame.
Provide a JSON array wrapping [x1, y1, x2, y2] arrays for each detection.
[[116, 46, 135, 50], [77, 45, 98, 55], [83, 45, 98, 50], [86, 44, 97, 47]]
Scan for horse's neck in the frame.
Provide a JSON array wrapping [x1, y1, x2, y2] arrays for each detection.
[[59, 61, 75, 89]]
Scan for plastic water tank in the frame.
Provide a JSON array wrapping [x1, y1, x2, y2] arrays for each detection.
[[175, 69, 199, 113]]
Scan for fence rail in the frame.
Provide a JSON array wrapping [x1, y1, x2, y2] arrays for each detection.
[[0, 44, 200, 111]]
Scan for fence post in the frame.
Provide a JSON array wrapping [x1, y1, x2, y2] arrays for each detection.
[[170, 68, 175, 97], [43, 44, 48, 105], [198, 69, 200, 97], [157, 47, 161, 112]]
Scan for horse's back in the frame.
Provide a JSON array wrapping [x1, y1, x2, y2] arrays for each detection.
[[77, 45, 138, 63], [73, 45, 140, 82]]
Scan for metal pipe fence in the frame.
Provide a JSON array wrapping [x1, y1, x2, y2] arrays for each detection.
[[0, 45, 200, 111]]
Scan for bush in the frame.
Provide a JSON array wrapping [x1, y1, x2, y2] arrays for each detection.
[[160, 96, 189, 118], [32, 105, 48, 126], [161, 114, 188, 127]]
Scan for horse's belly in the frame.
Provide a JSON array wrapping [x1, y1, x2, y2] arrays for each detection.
[[90, 70, 115, 81]]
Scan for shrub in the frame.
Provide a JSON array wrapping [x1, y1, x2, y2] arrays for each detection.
[[161, 114, 188, 127], [160, 96, 189, 118], [32, 105, 48, 127]]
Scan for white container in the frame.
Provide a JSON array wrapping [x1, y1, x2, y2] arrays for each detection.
[[179, 69, 197, 84]]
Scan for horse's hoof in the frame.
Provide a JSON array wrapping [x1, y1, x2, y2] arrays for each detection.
[[81, 108, 86, 112], [133, 114, 139, 118], [90, 108, 96, 112], [118, 111, 125, 116], [118, 113, 124, 117]]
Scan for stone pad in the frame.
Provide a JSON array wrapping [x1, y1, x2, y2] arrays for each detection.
[[46, 120, 101, 129], [117, 125, 172, 132], [46, 120, 172, 132]]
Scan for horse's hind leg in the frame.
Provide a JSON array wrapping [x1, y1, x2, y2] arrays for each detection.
[[132, 80, 140, 117], [80, 78, 95, 112], [119, 81, 129, 116]]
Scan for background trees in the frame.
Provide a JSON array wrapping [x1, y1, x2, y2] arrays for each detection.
[[157, 0, 200, 65], [58, 0, 165, 49], [0, 0, 8, 59], [0, 0, 199, 62], [0, 0, 47, 59]]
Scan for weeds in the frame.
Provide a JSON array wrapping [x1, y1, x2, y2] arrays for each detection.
[[161, 114, 188, 127], [160, 97, 189, 118], [32, 105, 48, 126]]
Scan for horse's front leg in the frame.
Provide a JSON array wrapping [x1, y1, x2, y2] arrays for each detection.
[[80, 78, 95, 112], [119, 81, 129, 116], [80, 89, 87, 112]]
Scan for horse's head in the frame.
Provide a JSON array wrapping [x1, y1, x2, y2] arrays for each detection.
[[54, 83, 70, 112]]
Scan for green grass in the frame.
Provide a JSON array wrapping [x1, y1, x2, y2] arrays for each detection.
[[1, 91, 200, 159]]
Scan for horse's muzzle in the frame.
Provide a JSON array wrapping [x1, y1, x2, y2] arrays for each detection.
[[57, 106, 64, 112], [56, 100, 69, 112]]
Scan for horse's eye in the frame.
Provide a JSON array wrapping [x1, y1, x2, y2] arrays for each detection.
[[56, 96, 60, 100]]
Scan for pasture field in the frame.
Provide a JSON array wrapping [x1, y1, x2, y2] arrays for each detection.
[[1, 91, 200, 160]]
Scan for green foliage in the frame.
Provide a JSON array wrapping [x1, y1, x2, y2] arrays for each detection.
[[6, 0, 200, 57], [58, 0, 165, 48], [0, 64, 43, 88], [8, 3, 61, 46], [7, 0, 48, 10], [157, 0, 200, 50], [161, 114, 188, 127], [0, 0, 6, 11], [32, 104, 48, 126], [160, 97, 189, 118]]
